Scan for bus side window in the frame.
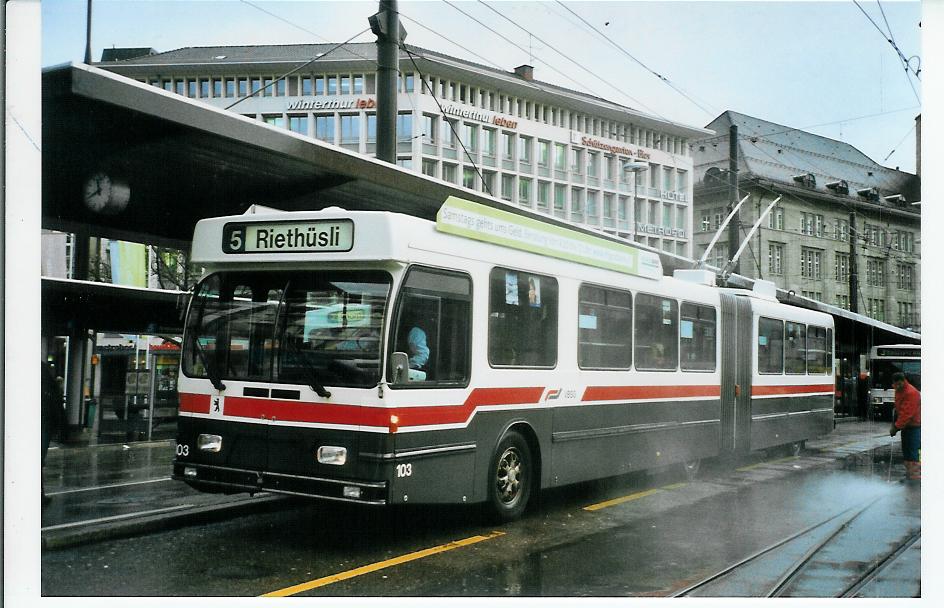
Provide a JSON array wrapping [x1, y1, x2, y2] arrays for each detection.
[[785, 321, 807, 374], [758, 317, 784, 374], [634, 294, 678, 371], [488, 268, 558, 368], [680, 302, 716, 372], [390, 267, 472, 385], [807, 325, 830, 375]]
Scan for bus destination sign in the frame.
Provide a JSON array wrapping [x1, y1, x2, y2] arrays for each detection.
[[222, 219, 354, 254]]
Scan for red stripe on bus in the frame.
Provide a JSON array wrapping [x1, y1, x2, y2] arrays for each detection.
[[179, 393, 211, 414], [581, 385, 721, 402], [752, 384, 834, 396], [178, 386, 545, 428]]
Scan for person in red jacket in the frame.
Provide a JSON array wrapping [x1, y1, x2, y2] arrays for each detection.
[[889, 372, 921, 482]]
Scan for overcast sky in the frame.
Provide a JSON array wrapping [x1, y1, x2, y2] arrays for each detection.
[[42, 0, 922, 172]]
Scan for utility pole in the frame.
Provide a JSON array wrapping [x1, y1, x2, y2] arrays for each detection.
[[85, 0, 93, 64], [369, 0, 404, 164], [849, 211, 859, 313], [726, 124, 740, 275]]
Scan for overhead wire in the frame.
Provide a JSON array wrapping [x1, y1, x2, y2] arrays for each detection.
[[850, 0, 920, 104], [401, 44, 493, 196], [552, 0, 717, 119], [474, 0, 659, 119]]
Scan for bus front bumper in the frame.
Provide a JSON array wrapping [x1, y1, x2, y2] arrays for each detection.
[[172, 461, 388, 505]]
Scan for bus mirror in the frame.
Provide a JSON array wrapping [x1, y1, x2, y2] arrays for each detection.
[[391, 352, 410, 384]]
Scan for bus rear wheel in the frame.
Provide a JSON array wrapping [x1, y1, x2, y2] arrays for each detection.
[[487, 430, 532, 522]]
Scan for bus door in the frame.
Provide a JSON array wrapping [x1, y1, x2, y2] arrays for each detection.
[[719, 293, 753, 456]]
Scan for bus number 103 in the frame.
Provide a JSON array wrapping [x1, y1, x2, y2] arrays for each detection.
[[396, 463, 413, 478]]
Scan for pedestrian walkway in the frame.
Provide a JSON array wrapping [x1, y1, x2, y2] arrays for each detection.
[[41, 419, 906, 549]]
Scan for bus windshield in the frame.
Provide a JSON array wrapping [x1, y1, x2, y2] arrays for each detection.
[[871, 360, 921, 390], [183, 270, 391, 388]]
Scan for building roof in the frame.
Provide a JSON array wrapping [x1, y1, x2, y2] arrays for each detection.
[[694, 110, 920, 208], [96, 42, 711, 139]]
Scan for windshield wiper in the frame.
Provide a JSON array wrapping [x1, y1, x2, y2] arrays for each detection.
[[284, 339, 332, 399], [191, 334, 226, 392]]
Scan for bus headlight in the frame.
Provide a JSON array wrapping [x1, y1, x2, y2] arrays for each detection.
[[317, 446, 347, 465], [197, 434, 223, 452]]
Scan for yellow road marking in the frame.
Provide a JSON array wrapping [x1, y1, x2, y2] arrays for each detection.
[[583, 488, 661, 511], [261, 531, 505, 597], [736, 455, 797, 472]]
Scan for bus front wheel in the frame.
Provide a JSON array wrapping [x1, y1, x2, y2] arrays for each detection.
[[487, 430, 532, 522]]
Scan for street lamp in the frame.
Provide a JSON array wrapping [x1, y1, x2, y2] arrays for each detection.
[[623, 161, 649, 240]]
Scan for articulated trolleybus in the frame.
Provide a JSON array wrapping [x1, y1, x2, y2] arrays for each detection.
[[174, 197, 834, 520]]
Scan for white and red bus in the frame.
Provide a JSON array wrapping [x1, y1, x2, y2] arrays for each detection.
[[174, 197, 834, 520]]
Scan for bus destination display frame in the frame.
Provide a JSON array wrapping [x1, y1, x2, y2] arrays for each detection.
[[222, 219, 354, 254]]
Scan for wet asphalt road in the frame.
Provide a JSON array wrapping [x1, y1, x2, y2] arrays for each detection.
[[41, 447, 920, 598]]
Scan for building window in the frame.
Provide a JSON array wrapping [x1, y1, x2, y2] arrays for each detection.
[[835, 253, 850, 282], [554, 144, 567, 171], [518, 178, 532, 205], [442, 163, 457, 184], [442, 118, 457, 149], [767, 204, 784, 230], [866, 258, 886, 286], [801, 212, 824, 237], [701, 212, 712, 232], [314, 115, 335, 142], [893, 230, 915, 253], [199, 78, 210, 98], [340, 75, 351, 95], [462, 123, 477, 152], [897, 301, 916, 327], [288, 115, 308, 135], [301, 76, 312, 96], [501, 175, 514, 201], [586, 191, 598, 218], [768, 243, 784, 275], [482, 127, 496, 156], [421, 114, 436, 144], [835, 218, 849, 242], [463, 167, 476, 190], [801, 290, 823, 300], [519, 136, 532, 164], [571, 148, 583, 174], [263, 78, 274, 96], [867, 298, 886, 322], [396, 113, 412, 142], [676, 169, 688, 193], [800, 248, 822, 279], [502, 132, 515, 160], [836, 294, 850, 310], [237, 78, 247, 97], [488, 268, 558, 367], [365, 114, 377, 144], [340, 114, 360, 144], [327, 75, 338, 95], [897, 263, 915, 290], [422, 158, 438, 178], [263, 114, 285, 128], [353, 74, 364, 94], [538, 140, 550, 167], [212, 78, 222, 97], [587, 152, 599, 178], [315, 76, 325, 95], [537, 181, 550, 209], [554, 184, 566, 211]]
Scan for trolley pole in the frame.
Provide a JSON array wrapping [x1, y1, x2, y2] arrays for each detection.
[[370, 0, 404, 164], [849, 211, 859, 313], [726, 125, 740, 275]]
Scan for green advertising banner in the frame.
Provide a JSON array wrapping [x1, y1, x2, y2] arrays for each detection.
[[436, 196, 662, 279]]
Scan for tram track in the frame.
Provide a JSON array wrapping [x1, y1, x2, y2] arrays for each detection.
[[672, 493, 920, 598]]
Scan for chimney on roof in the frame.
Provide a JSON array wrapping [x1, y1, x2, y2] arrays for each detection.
[[514, 64, 534, 81]]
